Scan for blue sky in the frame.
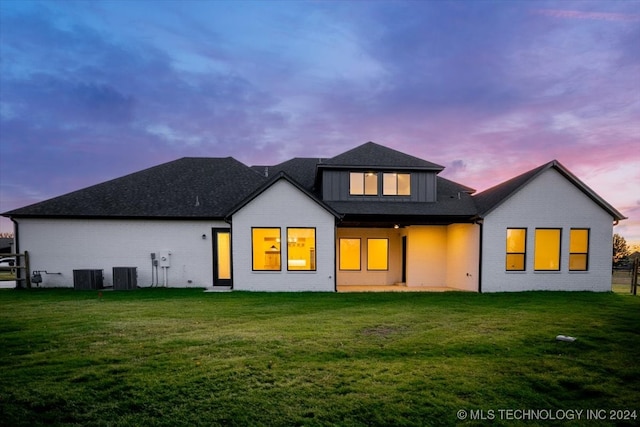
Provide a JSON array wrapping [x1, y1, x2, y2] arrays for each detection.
[[1, 0, 639, 244]]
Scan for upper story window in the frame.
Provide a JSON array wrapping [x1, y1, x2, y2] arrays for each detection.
[[350, 172, 378, 195], [349, 172, 411, 196], [383, 173, 411, 196]]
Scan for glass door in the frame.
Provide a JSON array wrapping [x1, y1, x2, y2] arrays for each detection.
[[212, 228, 232, 286]]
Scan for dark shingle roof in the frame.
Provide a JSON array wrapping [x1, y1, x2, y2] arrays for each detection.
[[322, 141, 444, 170], [265, 157, 324, 192], [6, 146, 622, 225], [4, 157, 266, 219], [474, 160, 627, 220]]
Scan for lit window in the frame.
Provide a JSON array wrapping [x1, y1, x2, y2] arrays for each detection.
[[339, 238, 361, 270], [383, 173, 411, 196], [534, 229, 561, 271], [506, 228, 526, 271], [350, 172, 378, 195], [252, 228, 281, 271], [287, 228, 316, 271], [367, 238, 388, 270], [216, 231, 231, 280], [569, 229, 589, 271]]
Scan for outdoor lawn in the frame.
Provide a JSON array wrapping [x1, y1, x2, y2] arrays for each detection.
[[1, 289, 639, 426]]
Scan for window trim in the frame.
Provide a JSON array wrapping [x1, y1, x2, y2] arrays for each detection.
[[569, 228, 590, 271], [286, 227, 317, 272], [251, 227, 282, 271], [534, 228, 562, 272], [505, 228, 527, 271], [367, 238, 389, 271], [339, 238, 362, 271]]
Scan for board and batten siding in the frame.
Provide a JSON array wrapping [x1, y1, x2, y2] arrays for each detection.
[[231, 179, 336, 291], [15, 218, 227, 288], [481, 168, 615, 292], [321, 170, 437, 202]]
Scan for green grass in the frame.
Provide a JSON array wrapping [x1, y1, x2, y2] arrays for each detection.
[[0, 271, 16, 281], [1, 289, 639, 426]]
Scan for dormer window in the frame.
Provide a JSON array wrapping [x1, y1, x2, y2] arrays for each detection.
[[349, 171, 412, 196], [383, 173, 411, 196], [350, 172, 378, 195]]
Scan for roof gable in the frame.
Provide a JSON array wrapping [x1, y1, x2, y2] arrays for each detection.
[[474, 160, 626, 221], [227, 171, 340, 219], [321, 141, 444, 170], [3, 157, 266, 219]]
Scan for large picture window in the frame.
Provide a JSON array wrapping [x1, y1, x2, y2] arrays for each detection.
[[367, 238, 389, 270], [287, 228, 316, 271], [569, 229, 589, 271], [534, 228, 561, 271], [252, 228, 281, 271], [506, 228, 527, 271], [350, 172, 378, 195], [383, 173, 411, 196], [339, 238, 361, 270]]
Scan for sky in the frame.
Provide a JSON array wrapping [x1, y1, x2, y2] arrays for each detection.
[[0, 0, 639, 245]]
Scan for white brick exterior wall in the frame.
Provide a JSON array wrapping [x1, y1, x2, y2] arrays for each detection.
[[231, 179, 336, 291], [16, 218, 228, 288], [481, 169, 615, 292]]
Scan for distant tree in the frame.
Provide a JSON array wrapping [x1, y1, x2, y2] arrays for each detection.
[[613, 234, 630, 267]]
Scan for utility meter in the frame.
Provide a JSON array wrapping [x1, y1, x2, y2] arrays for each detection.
[[159, 251, 171, 267]]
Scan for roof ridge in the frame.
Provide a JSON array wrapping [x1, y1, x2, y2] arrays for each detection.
[[322, 141, 444, 170]]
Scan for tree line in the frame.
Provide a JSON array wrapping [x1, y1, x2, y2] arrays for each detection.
[[613, 233, 639, 269]]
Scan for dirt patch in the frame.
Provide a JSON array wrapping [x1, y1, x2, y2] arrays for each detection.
[[360, 325, 408, 339]]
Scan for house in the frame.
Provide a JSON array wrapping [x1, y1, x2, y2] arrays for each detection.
[[2, 142, 626, 292], [0, 237, 14, 254]]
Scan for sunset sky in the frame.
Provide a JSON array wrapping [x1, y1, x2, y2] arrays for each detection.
[[1, 0, 638, 244]]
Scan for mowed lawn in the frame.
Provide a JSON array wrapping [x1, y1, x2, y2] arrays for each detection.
[[1, 290, 639, 426]]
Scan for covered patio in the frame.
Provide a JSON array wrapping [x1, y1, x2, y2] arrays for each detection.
[[335, 224, 480, 292], [337, 284, 464, 292]]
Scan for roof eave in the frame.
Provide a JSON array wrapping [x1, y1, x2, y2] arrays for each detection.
[[317, 164, 445, 172], [5, 214, 229, 221]]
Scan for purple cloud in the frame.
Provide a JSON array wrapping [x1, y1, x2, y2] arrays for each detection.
[[0, 0, 638, 243]]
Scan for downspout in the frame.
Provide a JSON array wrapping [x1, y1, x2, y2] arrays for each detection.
[[334, 219, 338, 293], [473, 217, 483, 294], [10, 218, 22, 289], [478, 222, 483, 294], [333, 215, 345, 293], [224, 216, 234, 290], [10, 218, 19, 254]]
